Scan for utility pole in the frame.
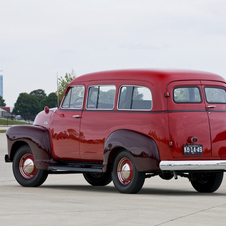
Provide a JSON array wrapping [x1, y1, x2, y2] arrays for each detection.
[[57, 73, 59, 107], [0, 70, 3, 98]]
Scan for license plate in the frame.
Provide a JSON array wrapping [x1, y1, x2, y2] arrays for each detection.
[[183, 145, 203, 155]]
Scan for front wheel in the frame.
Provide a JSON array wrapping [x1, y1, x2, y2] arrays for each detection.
[[13, 145, 48, 187], [190, 172, 224, 193], [112, 150, 145, 194], [83, 171, 112, 186]]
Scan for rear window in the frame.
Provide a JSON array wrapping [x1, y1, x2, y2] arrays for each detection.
[[205, 87, 226, 103], [118, 85, 152, 110], [174, 87, 201, 103]]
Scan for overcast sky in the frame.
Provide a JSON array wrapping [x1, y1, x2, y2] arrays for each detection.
[[1, 0, 226, 107]]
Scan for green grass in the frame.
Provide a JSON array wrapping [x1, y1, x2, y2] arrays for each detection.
[[0, 118, 30, 126], [0, 130, 7, 133]]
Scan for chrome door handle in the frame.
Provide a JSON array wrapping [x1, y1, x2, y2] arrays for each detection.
[[73, 115, 82, 118], [206, 105, 216, 109]]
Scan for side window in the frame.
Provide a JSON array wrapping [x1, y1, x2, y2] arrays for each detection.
[[87, 85, 116, 109], [87, 86, 98, 108], [174, 87, 201, 103], [61, 88, 72, 108], [118, 86, 152, 110], [61, 86, 85, 109], [205, 87, 226, 103]]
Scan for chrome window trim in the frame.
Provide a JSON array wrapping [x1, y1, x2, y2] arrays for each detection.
[[117, 85, 153, 111], [160, 160, 226, 171], [86, 85, 116, 110]]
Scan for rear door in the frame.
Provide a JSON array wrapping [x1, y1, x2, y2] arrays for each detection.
[[202, 81, 226, 157], [167, 81, 211, 158]]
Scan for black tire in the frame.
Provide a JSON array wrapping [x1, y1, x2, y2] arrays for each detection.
[[83, 171, 112, 186], [112, 150, 145, 194], [190, 172, 224, 193], [12, 145, 48, 187]]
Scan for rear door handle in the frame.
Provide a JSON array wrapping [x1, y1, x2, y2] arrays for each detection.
[[73, 115, 82, 118], [206, 105, 216, 109]]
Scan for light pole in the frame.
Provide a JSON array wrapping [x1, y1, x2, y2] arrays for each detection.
[[0, 70, 3, 98], [57, 73, 59, 107]]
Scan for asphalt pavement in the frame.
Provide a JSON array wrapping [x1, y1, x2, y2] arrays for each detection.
[[1, 133, 226, 226]]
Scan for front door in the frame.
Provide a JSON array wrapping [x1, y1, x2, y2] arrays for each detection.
[[50, 85, 85, 160], [167, 81, 211, 159], [202, 81, 226, 157]]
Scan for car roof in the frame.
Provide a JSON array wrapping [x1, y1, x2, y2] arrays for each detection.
[[69, 69, 225, 87]]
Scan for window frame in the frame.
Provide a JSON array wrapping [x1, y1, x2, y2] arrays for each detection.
[[86, 85, 116, 110], [117, 85, 153, 111], [173, 86, 202, 104], [204, 86, 226, 104], [61, 85, 85, 109]]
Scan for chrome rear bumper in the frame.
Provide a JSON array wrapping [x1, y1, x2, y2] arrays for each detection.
[[160, 161, 226, 171]]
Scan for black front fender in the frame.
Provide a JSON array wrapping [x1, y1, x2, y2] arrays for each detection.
[[103, 129, 160, 172], [6, 125, 57, 170]]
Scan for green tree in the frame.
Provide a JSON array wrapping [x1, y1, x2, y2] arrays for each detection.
[[58, 69, 76, 102], [30, 89, 47, 111], [100, 89, 116, 104], [41, 92, 58, 109], [13, 93, 40, 120], [30, 89, 47, 103], [0, 96, 6, 106]]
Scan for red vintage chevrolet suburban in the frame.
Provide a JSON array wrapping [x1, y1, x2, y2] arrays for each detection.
[[5, 69, 226, 193]]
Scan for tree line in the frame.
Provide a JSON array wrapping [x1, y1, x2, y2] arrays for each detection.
[[0, 96, 6, 106], [0, 71, 76, 121], [12, 90, 58, 120]]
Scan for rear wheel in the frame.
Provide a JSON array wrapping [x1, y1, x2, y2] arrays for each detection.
[[112, 150, 145, 194], [83, 171, 112, 186], [13, 145, 48, 187], [190, 172, 223, 193]]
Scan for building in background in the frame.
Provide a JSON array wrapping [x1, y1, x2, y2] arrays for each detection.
[[0, 75, 3, 97]]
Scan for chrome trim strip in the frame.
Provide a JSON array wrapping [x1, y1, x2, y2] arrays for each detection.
[[160, 161, 226, 171]]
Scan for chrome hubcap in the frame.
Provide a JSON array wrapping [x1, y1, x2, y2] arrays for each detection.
[[121, 163, 131, 180], [117, 157, 133, 185], [23, 159, 35, 174], [19, 153, 37, 179]]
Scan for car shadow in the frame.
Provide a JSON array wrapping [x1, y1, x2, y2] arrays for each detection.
[[140, 187, 226, 196], [40, 184, 226, 196], [40, 184, 118, 193]]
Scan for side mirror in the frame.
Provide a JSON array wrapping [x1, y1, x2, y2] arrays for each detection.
[[44, 106, 49, 114]]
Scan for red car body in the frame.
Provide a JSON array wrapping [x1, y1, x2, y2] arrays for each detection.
[[5, 69, 226, 193]]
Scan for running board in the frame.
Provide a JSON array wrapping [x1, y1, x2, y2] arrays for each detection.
[[48, 165, 103, 173]]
